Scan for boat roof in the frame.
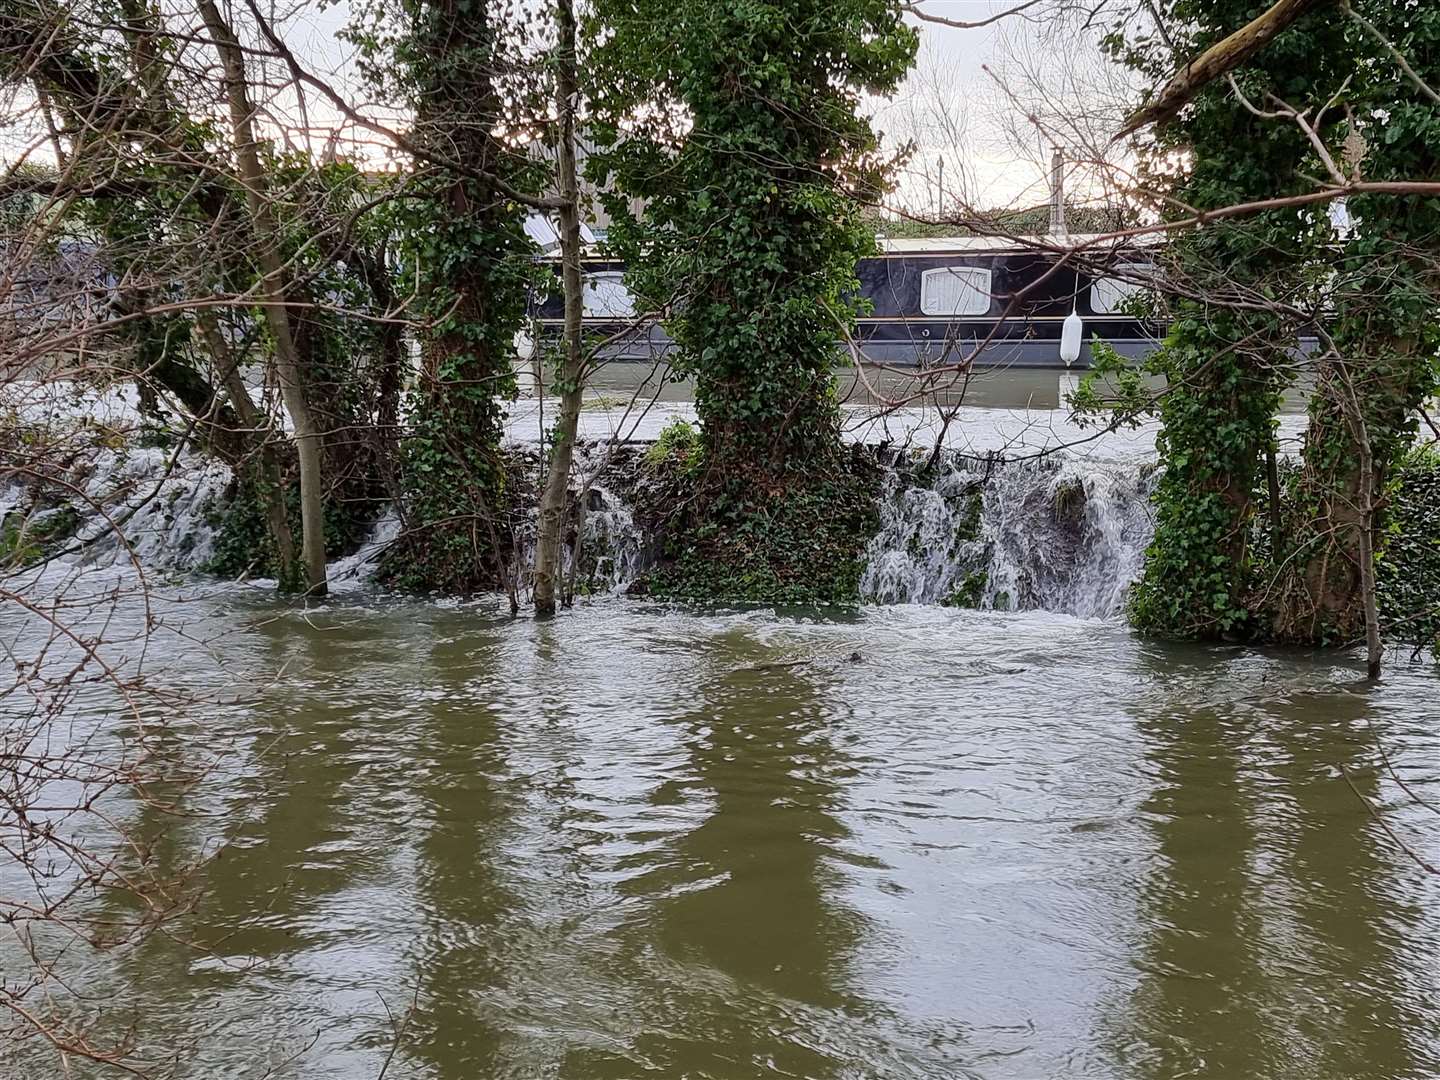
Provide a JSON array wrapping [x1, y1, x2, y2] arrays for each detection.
[[545, 231, 1163, 261], [875, 233, 1161, 255]]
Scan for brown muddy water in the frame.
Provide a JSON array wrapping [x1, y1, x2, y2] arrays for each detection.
[[4, 588, 1438, 1079]]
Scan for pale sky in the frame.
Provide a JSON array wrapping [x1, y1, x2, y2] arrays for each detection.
[[880, 1, 1139, 212], [2, 0, 1130, 212], [277, 0, 1114, 208]]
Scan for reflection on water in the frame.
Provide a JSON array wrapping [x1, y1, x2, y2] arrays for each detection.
[[613, 630, 860, 1078], [406, 621, 515, 1076], [3, 598, 1438, 1079], [1118, 660, 1274, 1077], [1115, 644, 1440, 1080]]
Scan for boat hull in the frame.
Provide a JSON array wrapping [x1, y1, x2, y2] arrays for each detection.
[[530, 245, 1165, 369]]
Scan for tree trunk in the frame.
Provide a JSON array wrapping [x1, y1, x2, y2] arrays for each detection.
[[1270, 337, 1420, 666], [112, 289, 248, 461], [197, 0, 327, 596], [1353, 397, 1383, 680], [352, 246, 406, 503], [532, 0, 585, 617], [193, 310, 299, 586]]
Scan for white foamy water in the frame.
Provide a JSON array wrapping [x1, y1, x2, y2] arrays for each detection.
[[9, 379, 1265, 614], [502, 394, 1309, 464], [861, 454, 1157, 618]]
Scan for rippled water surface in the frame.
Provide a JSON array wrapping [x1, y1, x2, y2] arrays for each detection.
[[6, 592, 1440, 1079]]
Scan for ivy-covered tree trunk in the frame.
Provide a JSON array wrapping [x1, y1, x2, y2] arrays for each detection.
[[1119, 0, 1440, 667], [1271, 342, 1418, 649], [532, 0, 585, 617], [382, 0, 535, 594], [1265, 3, 1439, 663], [1119, 0, 1342, 640], [1271, 260, 1439, 657], [1130, 310, 1287, 638], [588, 0, 916, 603]]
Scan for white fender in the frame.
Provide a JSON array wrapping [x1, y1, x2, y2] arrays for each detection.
[[1060, 310, 1084, 367]]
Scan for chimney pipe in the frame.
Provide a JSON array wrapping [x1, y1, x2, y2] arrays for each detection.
[[1048, 148, 1067, 239]]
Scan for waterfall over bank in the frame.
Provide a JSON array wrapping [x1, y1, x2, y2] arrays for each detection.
[[7, 415, 1158, 615], [860, 454, 1158, 618], [511, 444, 649, 594], [3, 446, 231, 575]]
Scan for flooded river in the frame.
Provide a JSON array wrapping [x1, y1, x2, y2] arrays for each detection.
[[6, 589, 1439, 1079], [4, 371, 1439, 1078]]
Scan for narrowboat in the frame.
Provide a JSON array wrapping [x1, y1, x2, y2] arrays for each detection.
[[530, 234, 1162, 369]]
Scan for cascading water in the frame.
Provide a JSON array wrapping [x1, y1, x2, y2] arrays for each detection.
[[510, 443, 651, 594], [4, 446, 232, 574], [13, 444, 1155, 613], [861, 453, 1158, 618], [324, 471, 647, 593], [328, 510, 403, 585], [6, 385, 1158, 614], [575, 484, 648, 590]]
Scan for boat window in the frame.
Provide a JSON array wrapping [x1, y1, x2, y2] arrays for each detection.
[[1090, 263, 1152, 314], [582, 272, 635, 318], [919, 267, 992, 317]]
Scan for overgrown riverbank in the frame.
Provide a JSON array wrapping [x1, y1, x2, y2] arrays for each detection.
[[5, 406, 1439, 647], [631, 420, 884, 607]]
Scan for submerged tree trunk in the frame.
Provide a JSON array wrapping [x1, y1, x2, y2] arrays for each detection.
[[198, 0, 327, 596], [193, 310, 299, 584], [532, 0, 585, 617], [1269, 333, 1426, 669]]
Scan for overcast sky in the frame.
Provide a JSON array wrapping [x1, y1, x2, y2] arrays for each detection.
[[2, 0, 1121, 212], [273, 0, 1086, 207]]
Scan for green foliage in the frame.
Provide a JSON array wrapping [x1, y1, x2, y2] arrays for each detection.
[[1111, 0, 1440, 645], [1066, 337, 1153, 430], [1248, 446, 1440, 647], [586, 0, 919, 423], [1257, 2, 1439, 643], [1127, 314, 1288, 639], [1378, 448, 1440, 648], [584, 0, 915, 602], [869, 203, 1134, 240], [643, 418, 702, 473], [0, 519, 42, 569], [1111, 0, 1341, 640], [0, 507, 80, 569], [637, 448, 883, 607], [942, 570, 988, 609]]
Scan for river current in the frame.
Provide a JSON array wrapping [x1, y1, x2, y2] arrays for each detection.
[[4, 375, 1439, 1079]]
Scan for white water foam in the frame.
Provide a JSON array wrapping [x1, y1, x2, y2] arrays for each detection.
[[861, 454, 1157, 618]]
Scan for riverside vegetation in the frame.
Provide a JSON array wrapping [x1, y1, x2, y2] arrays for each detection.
[[5, 0, 1440, 1070], [2, 0, 1438, 643]]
